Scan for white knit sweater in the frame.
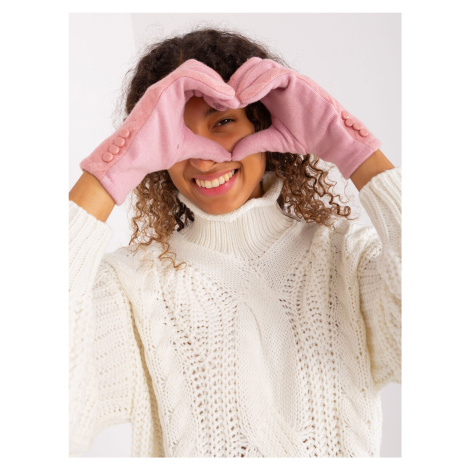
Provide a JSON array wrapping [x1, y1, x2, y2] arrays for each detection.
[[69, 168, 401, 457]]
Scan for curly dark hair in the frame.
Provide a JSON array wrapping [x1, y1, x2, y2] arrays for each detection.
[[120, 26, 352, 269]]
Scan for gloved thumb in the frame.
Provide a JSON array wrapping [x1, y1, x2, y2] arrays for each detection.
[[180, 126, 232, 164], [231, 120, 306, 161]]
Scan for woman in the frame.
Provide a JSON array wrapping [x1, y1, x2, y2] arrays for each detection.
[[69, 27, 401, 457]]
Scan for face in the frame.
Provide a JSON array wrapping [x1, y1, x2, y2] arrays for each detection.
[[167, 96, 266, 215]]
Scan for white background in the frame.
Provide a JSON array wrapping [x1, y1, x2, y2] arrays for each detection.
[[70, 13, 401, 457]]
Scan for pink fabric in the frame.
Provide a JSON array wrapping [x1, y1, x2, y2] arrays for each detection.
[[80, 60, 239, 205], [80, 58, 381, 206], [229, 58, 381, 179]]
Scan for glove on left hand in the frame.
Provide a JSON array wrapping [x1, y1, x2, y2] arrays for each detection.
[[229, 58, 381, 179]]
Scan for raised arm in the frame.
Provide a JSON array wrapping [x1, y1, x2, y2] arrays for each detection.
[[350, 149, 395, 192], [69, 171, 115, 222]]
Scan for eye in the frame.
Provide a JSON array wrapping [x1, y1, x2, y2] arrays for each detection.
[[215, 118, 234, 127]]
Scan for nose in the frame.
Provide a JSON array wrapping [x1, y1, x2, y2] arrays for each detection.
[[188, 158, 220, 172]]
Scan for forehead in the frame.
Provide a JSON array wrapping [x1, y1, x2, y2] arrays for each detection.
[[184, 96, 243, 121], [184, 96, 211, 115]]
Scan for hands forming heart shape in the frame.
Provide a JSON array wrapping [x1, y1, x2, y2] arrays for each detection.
[[81, 58, 380, 205]]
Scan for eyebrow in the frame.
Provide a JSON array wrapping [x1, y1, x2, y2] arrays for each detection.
[[204, 107, 220, 118]]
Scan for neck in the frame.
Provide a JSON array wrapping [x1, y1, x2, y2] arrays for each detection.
[[173, 171, 295, 259]]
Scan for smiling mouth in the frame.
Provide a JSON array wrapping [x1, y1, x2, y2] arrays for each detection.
[[193, 169, 239, 188]]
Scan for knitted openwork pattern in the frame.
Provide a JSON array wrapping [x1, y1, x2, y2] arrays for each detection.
[[69, 169, 401, 457]]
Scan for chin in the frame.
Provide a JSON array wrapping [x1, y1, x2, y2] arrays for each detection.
[[199, 200, 240, 215]]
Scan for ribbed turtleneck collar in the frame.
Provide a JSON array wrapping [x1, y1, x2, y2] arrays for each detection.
[[173, 171, 296, 259]]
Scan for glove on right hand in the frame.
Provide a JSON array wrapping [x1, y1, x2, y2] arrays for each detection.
[[80, 59, 239, 205]]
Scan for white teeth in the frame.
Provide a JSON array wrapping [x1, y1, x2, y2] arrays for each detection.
[[196, 170, 236, 188]]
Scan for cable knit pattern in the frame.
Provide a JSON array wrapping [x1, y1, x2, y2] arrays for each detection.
[[69, 168, 401, 457]]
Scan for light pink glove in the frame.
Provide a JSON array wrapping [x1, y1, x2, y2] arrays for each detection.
[[229, 58, 381, 179], [80, 60, 239, 205]]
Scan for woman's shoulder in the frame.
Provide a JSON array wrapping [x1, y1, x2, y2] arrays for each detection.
[[332, 216, 377, 239], [309, 216, 379, 259], [101, 241, 168, 277], [333, 220, 381, 262]]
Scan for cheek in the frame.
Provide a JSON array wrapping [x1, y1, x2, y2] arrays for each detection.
[[253, 151, 267, 164], [167, 163, 186, 187], [242, 152, 266, 177]]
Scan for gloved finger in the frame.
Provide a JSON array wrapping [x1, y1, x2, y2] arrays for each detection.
[[178, 73, 238, 105], [176, 59, 239, 103], [146, 61, 238, 108], [198, 92, 240, 113], [179, 59, 229, 84], [227, 57, 264, 91], [231, 121, 306, 161], [237, 67, 295, 107], [185, 89, 235, 113], [180, 125, 232, 164], [235, 59, 283, 93]]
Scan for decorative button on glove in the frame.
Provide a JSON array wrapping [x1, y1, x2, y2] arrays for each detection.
[[229, 58, 381, 179], [80, 57, 381, 206], [80, 60, 240, 205]]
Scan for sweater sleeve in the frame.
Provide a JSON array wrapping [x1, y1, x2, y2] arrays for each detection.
[[357, 168, 402, 389], [69, 201, 144, 456]]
